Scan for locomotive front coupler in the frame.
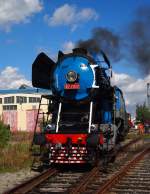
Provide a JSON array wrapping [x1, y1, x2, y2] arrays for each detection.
[[66, 137, 72, 157], [76, 137, 83, 158]]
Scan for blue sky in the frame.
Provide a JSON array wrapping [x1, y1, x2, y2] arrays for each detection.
[[0, 0, 150, 115], [0, 0, 150, 79]]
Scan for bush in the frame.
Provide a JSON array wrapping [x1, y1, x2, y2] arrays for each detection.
[[136, 103, 150, 123], [0, 121, 11, 148]]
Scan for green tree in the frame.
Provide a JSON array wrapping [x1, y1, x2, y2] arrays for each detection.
[[136, 103, 150, 123], [0, 121, 11, 148]]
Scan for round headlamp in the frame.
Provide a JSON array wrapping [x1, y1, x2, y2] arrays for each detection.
[[66, 71, 77, 82]]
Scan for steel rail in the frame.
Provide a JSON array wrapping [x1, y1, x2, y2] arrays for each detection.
[[95, 145, 150, 194], [119, 136, 141, 151], [69, 137, 142, 194], [69, 167, 99, 194], [4, 168, 58, 194]]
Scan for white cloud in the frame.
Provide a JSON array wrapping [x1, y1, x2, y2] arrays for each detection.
[[112, 72, 149, 115], [0, 66, 31, 89], [78, 8, 98, 21], [0, 0, 42, 30], [62, 41, 75, 53], [45, 4, 98, 30]]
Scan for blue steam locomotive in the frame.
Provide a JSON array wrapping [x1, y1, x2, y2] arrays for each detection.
[[32, 48, 128, 166]]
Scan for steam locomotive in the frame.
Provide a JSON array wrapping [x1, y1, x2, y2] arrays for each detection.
[[32, 48, 128, 167]]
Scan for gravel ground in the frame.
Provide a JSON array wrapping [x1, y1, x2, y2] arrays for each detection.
[[0, 169, 39, 194]]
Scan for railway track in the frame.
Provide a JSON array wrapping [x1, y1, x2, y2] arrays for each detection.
[[70, 145, 150, 194], [108, 146, 150, 194], [4, 168, 58, 194], [70, 142, 150, 194], [4, 137, 146, 194]]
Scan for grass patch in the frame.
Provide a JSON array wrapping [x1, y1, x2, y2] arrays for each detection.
[[0, 142, 32, 173], [126, 130, 139, 139], [11, 131, 33, 142], [143, 134, 150, 139], [0, 132, 34, 173], [126, 129, 150, 142]]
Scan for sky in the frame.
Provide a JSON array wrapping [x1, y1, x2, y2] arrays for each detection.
[[0, 0, 150, 116]]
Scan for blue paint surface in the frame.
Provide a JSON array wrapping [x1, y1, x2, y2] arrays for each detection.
[[53, 56, 94, 100], [102, 111, 112, 124], [115, 88, 122, 111]]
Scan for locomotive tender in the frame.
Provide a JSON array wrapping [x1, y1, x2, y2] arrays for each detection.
[[32, 48, 128, 166]]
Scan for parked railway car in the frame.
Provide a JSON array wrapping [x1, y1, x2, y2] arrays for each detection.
[[31, 48, 128, 167]]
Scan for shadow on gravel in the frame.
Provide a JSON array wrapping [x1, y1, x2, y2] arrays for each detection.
[[52, 164, 93, 172]]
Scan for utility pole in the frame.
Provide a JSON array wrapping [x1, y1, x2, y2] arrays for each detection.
[[147, 83, 150, 109]]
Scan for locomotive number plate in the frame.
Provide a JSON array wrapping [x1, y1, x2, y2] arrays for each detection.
[[64, 83, 80, 89]]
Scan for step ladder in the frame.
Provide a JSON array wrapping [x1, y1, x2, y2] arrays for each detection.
[[30, 95, 52, 170]]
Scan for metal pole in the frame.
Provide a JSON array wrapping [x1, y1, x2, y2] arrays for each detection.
[[56, 102, 62, 133], [88, 101, 93, 133], [147, 83, 150, 109]]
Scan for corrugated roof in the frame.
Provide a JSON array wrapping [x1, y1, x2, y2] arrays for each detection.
[[0, 88, 51, 95]]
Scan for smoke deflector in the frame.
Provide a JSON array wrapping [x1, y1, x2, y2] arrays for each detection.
[[32, 52, 56, 89]]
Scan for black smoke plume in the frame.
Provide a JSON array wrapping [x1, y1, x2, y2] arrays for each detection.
[[76, 27, 121, 62], [128, 6, 150, 75]]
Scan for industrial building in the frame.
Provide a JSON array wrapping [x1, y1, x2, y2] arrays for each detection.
[[0, 87, 50, 132]]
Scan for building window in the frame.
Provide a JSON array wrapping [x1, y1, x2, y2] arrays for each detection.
[[3, 105, 17, 110], [4, 96, 14, 104], [29, 97, 40, 103], [16, 96, 27, 104], [0, 98, 2, 104]]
